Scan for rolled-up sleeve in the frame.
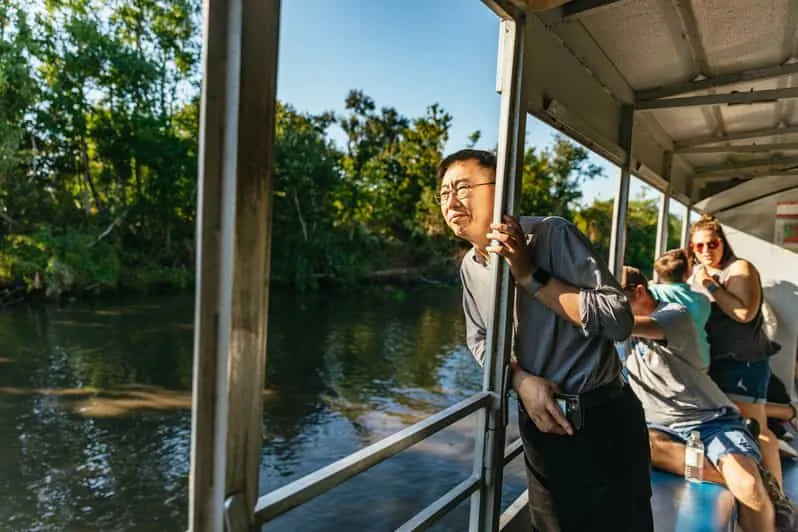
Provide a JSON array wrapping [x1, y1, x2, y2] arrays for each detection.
[[550, 221, 633, 341], [462, 271, 487, 366], [579, 286, 633, 340]]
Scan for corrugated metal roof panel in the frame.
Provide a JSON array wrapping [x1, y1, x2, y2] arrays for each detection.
[[522, 0, 798, 230]]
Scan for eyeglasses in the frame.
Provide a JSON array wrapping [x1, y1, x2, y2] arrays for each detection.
[[691, 239, 720, 252], [438, 181, 495, 205]]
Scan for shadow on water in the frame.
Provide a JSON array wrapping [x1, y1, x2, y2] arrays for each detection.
[[0, 288, 526, 531]]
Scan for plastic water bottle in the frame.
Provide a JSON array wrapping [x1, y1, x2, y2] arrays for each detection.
[[684, 430, 704, 483]]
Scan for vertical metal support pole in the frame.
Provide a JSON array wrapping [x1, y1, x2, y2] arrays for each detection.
[[680, 205, 692, 248], [470, 11, 526, 532], [608, 105, 634, 277], [654, 152, 673, 280], [189, 0, 280, 530]]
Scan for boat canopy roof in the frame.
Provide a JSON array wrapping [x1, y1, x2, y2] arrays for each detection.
[[510, 0, 798, 242]]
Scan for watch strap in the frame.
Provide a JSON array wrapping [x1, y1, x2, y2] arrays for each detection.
[[520, 267, 551, 295]]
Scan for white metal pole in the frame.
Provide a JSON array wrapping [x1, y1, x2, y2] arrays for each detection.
[[189, 0, 280, 530], [471, 4, 526, 530], [608, 105, 634, 278], [680, 206, 692, 248], [654, 152, 673, 279]]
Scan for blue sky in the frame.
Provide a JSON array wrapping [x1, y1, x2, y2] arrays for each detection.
[[276, 0, 682, 213]]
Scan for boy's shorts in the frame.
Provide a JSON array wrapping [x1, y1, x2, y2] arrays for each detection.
[[648, 408, 761, 467]]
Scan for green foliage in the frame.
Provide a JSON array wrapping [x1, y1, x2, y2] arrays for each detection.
[[0, 234, 49, 284], [0, 229, 120, 295], [0, 0, 200, 297], [0, 0, 675, 297], [520, 136, 603, 219], [338, 90, 452, 246], [574, 195, 682, 277], [271, 93, 454, 290]]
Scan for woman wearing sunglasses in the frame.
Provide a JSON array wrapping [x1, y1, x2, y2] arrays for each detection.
[[688, 214, 783, 490]]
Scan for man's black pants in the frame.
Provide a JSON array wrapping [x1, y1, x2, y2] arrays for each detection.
[[519, 385, 653, 532]]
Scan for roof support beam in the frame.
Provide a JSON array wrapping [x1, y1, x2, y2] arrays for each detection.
[[693, 157, 798, 175], [713, 184, 798, 214], [666, 0, 731, 154], [636, 87, 798, 110], [483, 0, 526, 19], [562, 0, 623, 18], [695, 169, 798, 184], [676, 142, 798, 154], [637, 62, 798, 101], [675, 124, 798, 148]]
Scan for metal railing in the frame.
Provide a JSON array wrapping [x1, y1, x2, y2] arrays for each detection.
[[252, 390, 525, 530], [247, 2, 527, 530]]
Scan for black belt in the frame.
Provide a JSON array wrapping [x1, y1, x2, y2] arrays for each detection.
[[518, 376, 626, 432], [576, 376, 625, 410]]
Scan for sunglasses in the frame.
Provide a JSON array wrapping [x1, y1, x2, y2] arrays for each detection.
[[691, 239, 720, 252]]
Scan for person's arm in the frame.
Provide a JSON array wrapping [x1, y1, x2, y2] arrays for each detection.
[[462, 261, 574, 435], [631, 315, 666, 340], [461, 270, 486, 366], [487, 216, 632, 340], [700, 260, 761, 323], [522, 275, 580, 325]]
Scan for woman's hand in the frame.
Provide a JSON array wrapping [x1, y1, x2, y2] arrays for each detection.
[[697, 265, 718, 296]]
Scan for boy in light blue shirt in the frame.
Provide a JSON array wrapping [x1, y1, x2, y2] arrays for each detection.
[[649, 249, 711, 370]]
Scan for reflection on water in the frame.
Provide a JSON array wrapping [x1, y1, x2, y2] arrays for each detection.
[[0, 288, 525, 531]]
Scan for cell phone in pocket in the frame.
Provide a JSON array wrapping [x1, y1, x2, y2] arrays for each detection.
[[555, 393, 583, 431]]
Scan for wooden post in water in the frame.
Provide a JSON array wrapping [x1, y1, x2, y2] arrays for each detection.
[[189, 0, 280, 530]]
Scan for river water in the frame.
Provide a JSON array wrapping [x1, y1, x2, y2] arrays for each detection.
[[0, 288, 525, 531]]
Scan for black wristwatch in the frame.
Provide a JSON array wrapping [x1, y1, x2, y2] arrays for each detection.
[[524, 267, 551, 295]]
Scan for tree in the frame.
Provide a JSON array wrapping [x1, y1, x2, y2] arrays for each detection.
[[0, 0, 666, 296], [271, 102, 344, 289], [337, 91, 452, 266], [0, 3, 41, 231], [0, 0, 201, 295], [519, 136, 603, 219], [574, 196, 682, 276]]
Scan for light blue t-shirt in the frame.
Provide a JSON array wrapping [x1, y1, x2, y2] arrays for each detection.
[[648, 282, 711, 371]]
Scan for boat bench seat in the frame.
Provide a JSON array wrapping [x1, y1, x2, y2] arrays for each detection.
[[653, 435, 798, 532], [504, 439, 798, 532], [500, 470, 738, 532], [650, 470, 736, 532], [783, 451, 798, 501]]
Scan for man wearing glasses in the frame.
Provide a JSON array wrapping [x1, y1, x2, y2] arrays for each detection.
[[437, 149, 652, 531]]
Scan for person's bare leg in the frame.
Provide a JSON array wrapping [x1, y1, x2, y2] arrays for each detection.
[[764, 402, 795, 422], [737, 401, 783, 489], [718, 453, 774, 532], [648, 430, 725, 484]]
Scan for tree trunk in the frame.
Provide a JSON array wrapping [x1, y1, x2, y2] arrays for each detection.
[[292, 189, 308, 241], [134, 157, 142, 200], [30, 135, 37, 177], [80, 137, 103, 213]]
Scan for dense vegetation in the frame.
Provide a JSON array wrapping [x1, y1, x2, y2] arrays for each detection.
[[0, 1, 679, 301]]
